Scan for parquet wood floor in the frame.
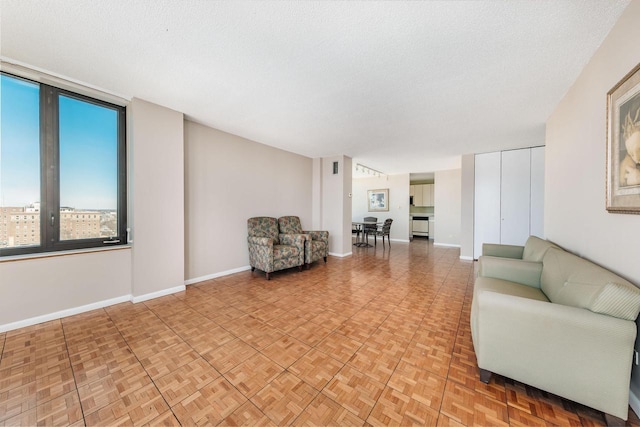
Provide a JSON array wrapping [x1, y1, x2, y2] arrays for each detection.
[[1, 239, 640, 426]]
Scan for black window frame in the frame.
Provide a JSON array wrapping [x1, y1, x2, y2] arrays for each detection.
[[0, 72, 127, 257]]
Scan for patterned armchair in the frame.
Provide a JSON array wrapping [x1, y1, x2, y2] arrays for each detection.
[[247, 217, 305, 280], [278, 216, 329, 268]]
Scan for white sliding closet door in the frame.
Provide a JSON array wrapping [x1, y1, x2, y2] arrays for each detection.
[[530, 146, 545, 238], [474, 152, 501, 259], [473, 147, 545, 259], [500, 149, 531, 246]]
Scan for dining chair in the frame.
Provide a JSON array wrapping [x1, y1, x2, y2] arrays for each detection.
[[363, 216, 378, 245], [373, 218, 393, 248]]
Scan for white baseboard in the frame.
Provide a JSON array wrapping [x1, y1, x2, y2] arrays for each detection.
[[0, 294, 131, 333], [630, 388, 640, 418], [460, 255, 475, 261], [390, 238, 410, 243], [329, 252, 352, 257], [131, 285, 186, 303], [184, 265, 252, 286], [434, 242, 461, 248]]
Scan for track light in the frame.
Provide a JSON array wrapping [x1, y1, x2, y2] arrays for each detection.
[[356, 163, 386, 179]]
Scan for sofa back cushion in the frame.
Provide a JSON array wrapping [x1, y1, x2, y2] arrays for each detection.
[[522, 236, 560, 262], [541, 247, 640, 320]]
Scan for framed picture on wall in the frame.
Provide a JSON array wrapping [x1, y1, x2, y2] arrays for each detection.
[[368, 189, 389, 212], [607, 62, 640, 214]]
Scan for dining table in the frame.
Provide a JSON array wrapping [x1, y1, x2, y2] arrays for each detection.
[[352, 221, 380, 247]]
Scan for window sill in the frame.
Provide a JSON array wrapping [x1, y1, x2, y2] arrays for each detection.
[[0, 245, 132, 263]]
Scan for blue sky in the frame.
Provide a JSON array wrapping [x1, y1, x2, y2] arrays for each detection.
[[1, 74, 118, 210]]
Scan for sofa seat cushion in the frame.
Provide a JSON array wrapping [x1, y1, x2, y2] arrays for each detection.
[[541, 248, 640, 321], [475, 276, 549, 303]]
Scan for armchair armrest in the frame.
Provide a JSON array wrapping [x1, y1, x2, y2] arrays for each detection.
[[482, 243, 524, 259], [304, 230, 329, 243], [248, 236, 273, 247], [477, 256, 542, 288]]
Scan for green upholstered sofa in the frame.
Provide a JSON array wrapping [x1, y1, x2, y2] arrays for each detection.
[[472, 238, 640, 422]]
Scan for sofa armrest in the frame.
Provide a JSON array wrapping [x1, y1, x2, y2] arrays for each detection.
[[477, 256, 542, 288], [475, 291, 636, 419], [482, 243, 524, 259], [248, 236, 273, 247], [304, 230, 329, 243]]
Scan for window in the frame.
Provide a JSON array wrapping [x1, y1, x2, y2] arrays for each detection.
[[1, 73, 127, 256]]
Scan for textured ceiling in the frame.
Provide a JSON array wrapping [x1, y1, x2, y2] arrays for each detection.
[[0, 1, 630, 175]]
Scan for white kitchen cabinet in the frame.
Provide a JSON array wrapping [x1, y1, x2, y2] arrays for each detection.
[[410, 184, 435, 207], [413, 184, 423, 206], [422, 184, 433, 207], [473, 147, 544, 259]]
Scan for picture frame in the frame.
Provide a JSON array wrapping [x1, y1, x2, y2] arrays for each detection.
[[368, 189, 389, 212], [607, 62, 640, 214]]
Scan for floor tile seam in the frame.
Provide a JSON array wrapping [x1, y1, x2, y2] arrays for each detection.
[[0, 381, 37, 422], [308, 332, 366, 369], [344, 351, 402, 388], [338, 313, 408, 423], [59, 317, 87, 426], [316, 376, 376, 422], [100, 306, 181, 421], [146, 362, 223, 423], [0, 334, 5, 366], [412, 258, 461, 417], [133, 299, 238, 384], [448, 259, 515, 427]]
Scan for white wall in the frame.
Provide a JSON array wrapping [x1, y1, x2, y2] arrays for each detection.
[[434, 169, 462, 247], [352, 174, 410, 242], [312, 158, 322, 230], [545, 0, 640, 403], [546, 2, 640, 279], [184, 121, 313, 281], [342, 157, 353, 254], [321, 156, 353, 256], [130, 99, 185, 300], [0, 249, 132, 330]]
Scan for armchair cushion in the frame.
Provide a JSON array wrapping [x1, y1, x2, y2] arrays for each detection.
[[278, 216, 329, 265], [248, 217, 280, 245], [278, 216, 304, 234]]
